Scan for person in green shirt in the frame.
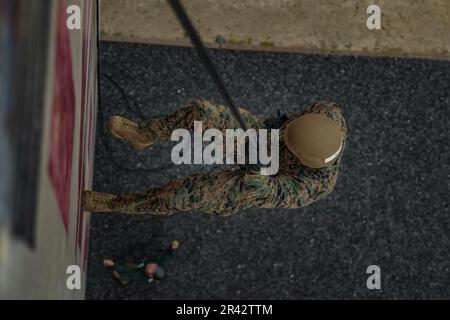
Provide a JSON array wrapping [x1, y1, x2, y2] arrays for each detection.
[[103, 240, 180, 285]]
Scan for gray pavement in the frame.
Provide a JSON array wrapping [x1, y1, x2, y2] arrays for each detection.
[[86, 41, 450, 299]]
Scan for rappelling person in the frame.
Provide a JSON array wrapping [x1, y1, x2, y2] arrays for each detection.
[[83, 99, 347, 216]]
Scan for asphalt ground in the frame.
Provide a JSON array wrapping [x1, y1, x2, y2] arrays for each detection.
[[86, 41, 450, 299]]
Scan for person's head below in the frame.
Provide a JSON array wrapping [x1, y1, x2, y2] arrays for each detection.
[[171, 240, 180, 250], [145, 263, 165, 280], [284, 105, 345, 169]]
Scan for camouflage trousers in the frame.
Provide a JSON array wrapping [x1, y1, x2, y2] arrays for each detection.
[[109, 100, 346, 216]]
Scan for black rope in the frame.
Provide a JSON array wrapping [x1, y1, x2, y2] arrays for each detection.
[[167, 0, 248, 130]]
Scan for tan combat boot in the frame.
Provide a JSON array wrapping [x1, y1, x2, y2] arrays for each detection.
[[82, 191, 116, 212], [109, 116, 153, 150]]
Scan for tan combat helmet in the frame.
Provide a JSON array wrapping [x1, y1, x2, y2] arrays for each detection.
[[284, 113, 344, 169]]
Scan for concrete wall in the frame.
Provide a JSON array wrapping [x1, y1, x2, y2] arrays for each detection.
[[0, 0, 97, 299]]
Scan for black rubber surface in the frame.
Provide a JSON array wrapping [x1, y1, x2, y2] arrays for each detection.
[[86, 41, 450, 299]]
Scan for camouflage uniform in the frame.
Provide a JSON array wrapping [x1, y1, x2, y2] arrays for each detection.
[[109, 100, 347, 216]]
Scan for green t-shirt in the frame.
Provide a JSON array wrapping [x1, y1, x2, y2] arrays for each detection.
[[107, 248, 176, 285]]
